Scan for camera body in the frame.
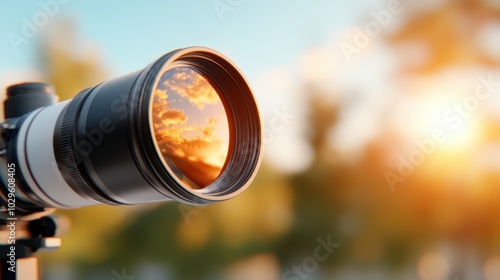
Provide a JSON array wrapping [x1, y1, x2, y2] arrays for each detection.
[[0, 83, 60, 219]]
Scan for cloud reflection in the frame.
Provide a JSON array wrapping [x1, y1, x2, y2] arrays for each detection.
[[163, 69, 220, 109], [152, 67, 230, 189]]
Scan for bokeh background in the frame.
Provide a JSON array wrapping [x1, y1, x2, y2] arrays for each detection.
[[2, 0, 500, 279]]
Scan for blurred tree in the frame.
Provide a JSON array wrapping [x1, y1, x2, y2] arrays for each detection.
[[384, 0, 500, 278], [389, 0, 500, 74], [39, 17, 106, 100], [102, 164, 295, 279]]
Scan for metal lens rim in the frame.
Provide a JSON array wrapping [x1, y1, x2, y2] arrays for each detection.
[[138, 47, 262, 204]]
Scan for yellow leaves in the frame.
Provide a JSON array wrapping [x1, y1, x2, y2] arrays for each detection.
[[173, 169, 295, 251], [44, 205, 143, 264], [223, 254, 280, 280], [176, 214, 213, 252]]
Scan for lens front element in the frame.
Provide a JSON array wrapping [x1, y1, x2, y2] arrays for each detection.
[[151, 67, 230, 190]]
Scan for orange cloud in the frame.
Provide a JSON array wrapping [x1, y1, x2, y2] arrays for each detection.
[[159, 109, 187, 126], [163, 68, 220, 109]]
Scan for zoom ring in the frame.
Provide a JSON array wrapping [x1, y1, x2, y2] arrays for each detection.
[[56, 89, 116, 205]]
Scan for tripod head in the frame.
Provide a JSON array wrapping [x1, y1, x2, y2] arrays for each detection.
[[0, 217, 60, 280]]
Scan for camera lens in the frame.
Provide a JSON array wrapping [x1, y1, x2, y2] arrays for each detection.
[[4, 47, 262, 212], [151, 66, 230, 190]]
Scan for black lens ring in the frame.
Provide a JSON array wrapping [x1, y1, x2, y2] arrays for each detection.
[[54, 88, 119, 205], [180, 53, 262, 197]]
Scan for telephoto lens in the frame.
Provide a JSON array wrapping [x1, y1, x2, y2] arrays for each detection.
[[0, 47, 262, 218]]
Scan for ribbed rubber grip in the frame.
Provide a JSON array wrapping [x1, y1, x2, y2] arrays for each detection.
[[56, 89, 115, 205]]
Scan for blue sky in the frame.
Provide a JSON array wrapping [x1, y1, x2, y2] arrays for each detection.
[[0, 0, 370, 78]]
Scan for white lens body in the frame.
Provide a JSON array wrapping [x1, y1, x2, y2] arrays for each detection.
[[17, 101, 96, 208]]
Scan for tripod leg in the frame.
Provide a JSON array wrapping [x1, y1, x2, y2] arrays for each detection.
[[17, 257, 38, 280], [0, 256, 39, 280], [0, 243, 40, 280]]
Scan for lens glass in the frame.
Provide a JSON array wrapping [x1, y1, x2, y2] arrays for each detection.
[[151, 66, 230, 189]]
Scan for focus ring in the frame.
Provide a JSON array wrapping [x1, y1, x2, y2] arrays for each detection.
[[56, 89, 115, 205]]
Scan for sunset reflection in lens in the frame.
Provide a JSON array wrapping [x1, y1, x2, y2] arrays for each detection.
[[151, 67, 230, 189]]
